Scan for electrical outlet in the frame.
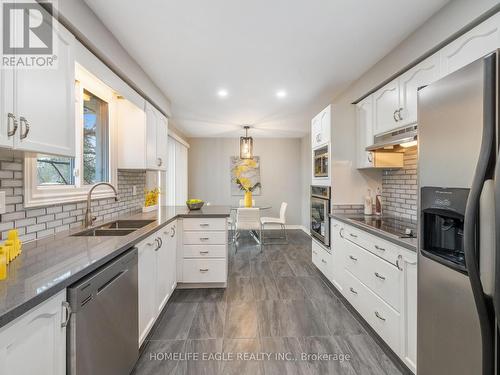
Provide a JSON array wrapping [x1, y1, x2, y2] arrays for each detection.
[[132, 186, 137, 195], [0, 191, 5, 214]]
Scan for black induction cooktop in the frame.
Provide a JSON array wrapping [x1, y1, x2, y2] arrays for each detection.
[[349, 216, 417, 239]]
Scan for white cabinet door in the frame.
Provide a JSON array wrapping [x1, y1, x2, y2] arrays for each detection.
[[373, 79, 400, 135], [330, 220, 345, 291], [138, 236, 157, 345], [156, 112, 168, 171], [0, 290, 67, 375], [165, 221, 178, 292], [311, 114, 322, 148], [399, 251, 417, 373], [0, 2, 13, 149], [398, 53, 440, 126], [116, 98, 147, 169], [13, 14, 76, 156], [145, 102, 158, 170], [156, 227, 171, 314], [175, 142, 188, 205], [356, 95, 374, 169], [320, 105, 331, 145], [441, 13, 500, 77]]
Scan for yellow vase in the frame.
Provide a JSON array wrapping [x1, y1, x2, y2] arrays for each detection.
[[244, 191, 253, 207]]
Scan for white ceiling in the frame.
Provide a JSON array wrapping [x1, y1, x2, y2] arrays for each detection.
[[85, 0, 448, 138]]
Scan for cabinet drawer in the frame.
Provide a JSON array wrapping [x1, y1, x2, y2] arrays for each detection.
[[343, 270, 400, 353], [342, 224, 401, 266], [312, 240, 331, 278], [343, 239, 401, 311], [184, 244, 226, 258], [183, 231, 227, 245], [183, 218, 226, 231], [182, 259, 227, 283]]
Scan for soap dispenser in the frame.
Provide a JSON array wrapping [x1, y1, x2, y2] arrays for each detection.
[[364, 189, 373, 216]]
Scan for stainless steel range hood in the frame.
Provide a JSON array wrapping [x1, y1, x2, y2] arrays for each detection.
[[366, 125, 418, 151]]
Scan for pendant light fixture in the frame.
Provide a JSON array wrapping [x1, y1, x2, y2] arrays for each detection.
[[239, 125, 253, 159]]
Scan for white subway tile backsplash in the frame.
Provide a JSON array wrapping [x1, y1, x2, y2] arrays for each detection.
[[382, 146, 417, 221], [0, 156, 146, 242]]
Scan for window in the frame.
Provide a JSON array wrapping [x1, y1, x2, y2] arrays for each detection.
[[83, 89, 109, 184], [25, 64, 117, 207]]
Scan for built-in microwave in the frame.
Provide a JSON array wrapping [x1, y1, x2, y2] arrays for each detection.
[[313, 145, 329, 178]]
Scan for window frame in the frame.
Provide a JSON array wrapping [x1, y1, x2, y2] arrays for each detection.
[[24, 64, 118, 208]]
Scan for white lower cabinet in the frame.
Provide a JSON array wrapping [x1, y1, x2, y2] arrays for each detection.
[[138, 220, 177, 345], [329, 219, 417, 373], [179, 218, 228, 285], [0, 290, 67, 375], [311, 239, 333, 282]]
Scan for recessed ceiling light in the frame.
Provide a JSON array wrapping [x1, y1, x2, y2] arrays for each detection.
[[217, 89, 228, 98], [276, 90, 287, 98]]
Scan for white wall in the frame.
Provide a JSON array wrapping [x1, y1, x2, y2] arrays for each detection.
[[56, 0, 171, 116], [329, 0, 499, 205], [188, 138, 303, 225]]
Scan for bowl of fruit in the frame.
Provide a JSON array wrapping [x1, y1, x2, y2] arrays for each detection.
[[186, 199, 204, 210]]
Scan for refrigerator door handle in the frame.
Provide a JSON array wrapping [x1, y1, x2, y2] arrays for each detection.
[[463, 51, 497, 375], [479, 179, 495, 297]]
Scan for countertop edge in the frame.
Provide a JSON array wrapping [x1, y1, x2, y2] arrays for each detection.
[[0, 210, 230, 329], [330, 214, 417, 252]]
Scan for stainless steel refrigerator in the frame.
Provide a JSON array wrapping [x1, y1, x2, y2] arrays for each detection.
[[417, 50, 498, 375]]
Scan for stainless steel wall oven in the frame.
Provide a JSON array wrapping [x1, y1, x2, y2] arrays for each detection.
[[310, 185, 331, 247]]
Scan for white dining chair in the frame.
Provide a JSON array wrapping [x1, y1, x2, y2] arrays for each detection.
[[238, 199, 255, 207], [260, 202, 288, 244], [235, 208, 262, 252]]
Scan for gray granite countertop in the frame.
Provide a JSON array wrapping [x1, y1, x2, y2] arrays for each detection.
[[0, 205, 230, 328], [330, 213, 417, 252]]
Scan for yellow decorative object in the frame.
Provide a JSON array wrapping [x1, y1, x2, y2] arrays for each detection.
[[0, 245, 8, 265], [0, 250, 6, 280], [145, 188, 160, 207], [244, 191, 253, 207], [6, 230, 22, 260]]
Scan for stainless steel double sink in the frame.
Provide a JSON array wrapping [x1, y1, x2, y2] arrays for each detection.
[[72, 219, 155, 237]]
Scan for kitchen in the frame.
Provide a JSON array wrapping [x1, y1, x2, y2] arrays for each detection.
[[0, 1, 499, 375]]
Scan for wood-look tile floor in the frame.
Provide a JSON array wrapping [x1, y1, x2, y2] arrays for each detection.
[[132, 230, 405, 375]]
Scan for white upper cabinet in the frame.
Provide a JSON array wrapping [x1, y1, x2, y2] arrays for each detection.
[[356, 95, 375, 169], [311, 105, 331, 148], [145, 102, 168, 171], [373, 79, 400, 135], [118, 100, 168, 171], [1, 7, 76, 156], [440, 12, 500, 77], [398, 53, 440, 127]]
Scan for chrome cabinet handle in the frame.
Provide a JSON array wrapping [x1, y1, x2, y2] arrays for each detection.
[[200, 250, 209, 254], [154, 237, 162, 251], [349, 287, 358, 295], [199, 223, 210, 227], [170, 226, 176, 237], [393, 110, 399, 122], [199, 268, 209, 272], [397, 107, 404, 121], [374, 245, 385, 251], [157, 157, 163, 166], [367, 152, 373, 163], [19, 117, 30, 139], [61, 301, 72, 328], [374, 272, 386, 280], [375, 311, 386, 321], [396, 254, 403, 271], [200, 237, 209, 241], [321, 259, 327, 264], [7, 113, 18, 136], [339, 228, 345, 239], [349, 233, 358, 238], [349, 255, 358, 261]]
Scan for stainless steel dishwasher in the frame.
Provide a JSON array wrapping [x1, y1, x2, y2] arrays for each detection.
[[67, 248, 138, 375]]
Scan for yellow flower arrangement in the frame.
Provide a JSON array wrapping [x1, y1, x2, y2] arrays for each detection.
[[145, 188, 160, 207]]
